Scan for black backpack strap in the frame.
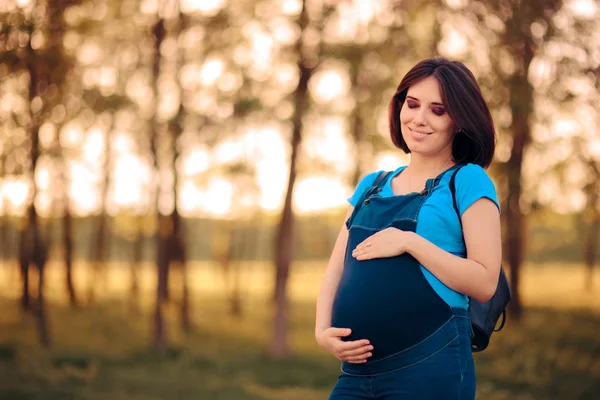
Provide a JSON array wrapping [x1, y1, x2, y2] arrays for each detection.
[[449, 165, 465, 230]]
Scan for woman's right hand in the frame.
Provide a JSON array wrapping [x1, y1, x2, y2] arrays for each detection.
[[316, 328, 373, 363]]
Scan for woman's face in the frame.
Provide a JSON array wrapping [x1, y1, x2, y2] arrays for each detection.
[[399, 76, 456, 158]]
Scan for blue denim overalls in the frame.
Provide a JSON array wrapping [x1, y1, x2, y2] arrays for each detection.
[[330, 167, 475, 399]]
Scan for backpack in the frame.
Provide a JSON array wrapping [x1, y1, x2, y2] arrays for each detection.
[[449, 165, 511, 352]]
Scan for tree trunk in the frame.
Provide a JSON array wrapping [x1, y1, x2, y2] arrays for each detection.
[[25, 20, 51, 345], [172, 0, 190, 334], [63, 202, 77, 307], [0, 155, 6, 264], [32, 211, 50, 347], [230, 226, 242, 317], [150, 16, 168, 352], [270, 0, 312, 358], [18, 225, 31, 311], [130, 214, 143, 313], [584, 217, 598, 292], [505, 71, 533, 321], [350, 61, 365, 186], [153, 227, 170, 351], [171, 207, 190, 330], [180, 258, 191, 332]]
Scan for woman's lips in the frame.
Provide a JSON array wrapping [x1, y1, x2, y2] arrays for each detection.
[[408, 126, 434, 139]]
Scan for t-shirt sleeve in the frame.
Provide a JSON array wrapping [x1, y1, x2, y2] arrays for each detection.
[[455, 164, 500, 216], [347, 171, 383, 207]]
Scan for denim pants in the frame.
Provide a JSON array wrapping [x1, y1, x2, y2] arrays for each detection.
[[329, 309, 475, 400]]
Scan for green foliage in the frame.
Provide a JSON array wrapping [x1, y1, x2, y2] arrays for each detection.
[[81, 89, 133, 112]]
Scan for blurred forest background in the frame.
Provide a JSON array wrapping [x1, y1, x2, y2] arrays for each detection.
[[1, 0, 600, 399]]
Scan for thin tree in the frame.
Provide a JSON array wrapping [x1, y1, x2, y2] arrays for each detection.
[[23, 22, 50, 346], [150, 5, 169, 352], [87, 118, 113, 304], [581, 159, 600, 291], [130, 213, 144, 313], [18, 0, 80, 346], [61, 155, 78, 307], [270, 0, 314, 358], [168, 3, 191, 332]]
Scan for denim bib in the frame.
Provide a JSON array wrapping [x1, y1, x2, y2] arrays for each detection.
[[331, 170, 456, 362]]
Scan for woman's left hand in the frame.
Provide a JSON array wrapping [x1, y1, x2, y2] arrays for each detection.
[[352, 228, 413, 261]]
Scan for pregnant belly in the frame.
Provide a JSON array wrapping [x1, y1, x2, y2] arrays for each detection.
[[331, 253, 452, 360]]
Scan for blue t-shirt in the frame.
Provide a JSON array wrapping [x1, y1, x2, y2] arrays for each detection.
[[347, 163, 500, 309]]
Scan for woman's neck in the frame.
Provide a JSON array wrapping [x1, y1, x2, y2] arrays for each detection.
[[406, 154, 455, 179]]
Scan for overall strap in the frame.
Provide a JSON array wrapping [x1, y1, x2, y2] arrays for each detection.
[[345, 170, 394, 229], [371, 170, 393, 192], [357, 170, 393, 206]]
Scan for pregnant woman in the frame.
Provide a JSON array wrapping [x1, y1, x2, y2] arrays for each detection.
[[315, 57, 502, 400]]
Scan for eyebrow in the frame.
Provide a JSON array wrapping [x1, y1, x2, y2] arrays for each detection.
[[406, 96, 445, 106]]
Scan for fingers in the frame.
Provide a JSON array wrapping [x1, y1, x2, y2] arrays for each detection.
[[336, 339, 370, 352], [341, 343, 373, 357], [352, 244, 372, 260], [338, 343, 373, 363], [326, 327, 352, 337], [336, 340, 373, 363], [345, 354, 371, 363], [352, 235, 376, 260], [318, 330, 375, 363]]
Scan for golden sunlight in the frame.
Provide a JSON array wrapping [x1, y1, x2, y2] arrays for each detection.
[[568, 0, 598, 18], [181, 0, 226, 16], [253, 127, 288, 212], [199, 59, 224, 86], [181, 147, 210, 176], [439, 25, 468, 57], [1, 178, 29, 212], [294, 177, 348, 214], [60, 123, 84, 148], [250, 32, 274, 73], [310, 68, 349, 103], [110, 155, 152, 209], [280, 0, 302, 16], [82, 128, 105, 163], [443, 0, 468, 9], [304, 117, 353, 174], [69, 160, 100, 216], [201, 178, 233, 216], [552, 118, 579, 138], [376, 152, 407, 171], [17, 0, 31, 8]]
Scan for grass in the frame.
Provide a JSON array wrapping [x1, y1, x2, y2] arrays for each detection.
[[0, 261, 600, 399]]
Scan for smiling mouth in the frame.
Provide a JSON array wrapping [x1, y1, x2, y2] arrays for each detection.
[[409, 126, 434, 136]]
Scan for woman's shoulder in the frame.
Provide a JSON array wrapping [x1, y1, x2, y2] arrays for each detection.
[[456, 163, 494, 183], [356, 166, 406, 188], [454, 163, 498, 200], [348, 166, 406, 206]]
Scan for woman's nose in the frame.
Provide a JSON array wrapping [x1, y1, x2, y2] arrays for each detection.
[[413, 109, 426, 125]]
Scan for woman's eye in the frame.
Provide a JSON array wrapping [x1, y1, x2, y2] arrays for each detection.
[[432, 107, 446, 116], [406, 101, 419, 109]]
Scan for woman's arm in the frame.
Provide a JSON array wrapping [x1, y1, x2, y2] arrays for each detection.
[[405, 198, 501, 302], [351, 198, 501, 303], [315, 207, 352, 337]]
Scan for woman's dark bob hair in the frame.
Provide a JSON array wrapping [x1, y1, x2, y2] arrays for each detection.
[[389, 57, 496, 168]]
